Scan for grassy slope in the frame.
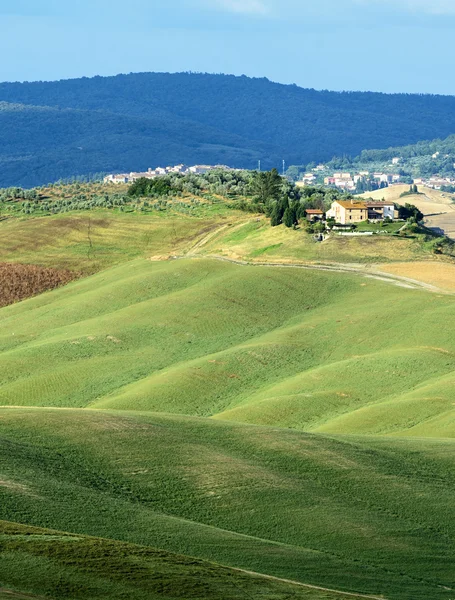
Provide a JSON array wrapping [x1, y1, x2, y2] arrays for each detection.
[[0, 257, 454, 437], [1, 209, 454, 599], [0, 209, 239, 274], [195, 218, 438, 265], [0, 408, 453, 600], [0, 521, 358, 600], [0, 201, 446, 277]]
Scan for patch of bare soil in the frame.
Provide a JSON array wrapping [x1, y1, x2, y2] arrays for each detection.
[[0, 263, 79, 308]]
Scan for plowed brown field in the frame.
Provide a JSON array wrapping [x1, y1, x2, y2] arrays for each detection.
[[0, 263, 78, 308]]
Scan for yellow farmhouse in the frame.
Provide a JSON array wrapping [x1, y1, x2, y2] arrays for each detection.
[[327, 200, 368, 225]]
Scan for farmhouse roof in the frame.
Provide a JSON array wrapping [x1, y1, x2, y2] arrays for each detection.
[[366, 201, 395, 208], [306, 209, 324, 214], [335, 200, 368, 210]]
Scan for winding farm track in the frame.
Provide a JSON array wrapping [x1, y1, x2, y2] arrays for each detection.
[[201, 254, 446, 292], [176, 231, 448, 294], [178, 219, 454, 294], [186, 223, 231, 255]]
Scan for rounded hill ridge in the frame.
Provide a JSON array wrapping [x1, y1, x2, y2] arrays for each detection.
[[0, 256, 453, 438]]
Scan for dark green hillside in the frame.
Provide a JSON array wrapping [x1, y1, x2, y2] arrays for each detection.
[[319, 132, 455, 180], [0, 101, 271, 188], [4, 72, 455, 185], [0, 409, 453, 600], [0, 521, 359, 600]]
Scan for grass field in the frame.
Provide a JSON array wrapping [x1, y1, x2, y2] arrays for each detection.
[[0, 210, 242, 274], [361, 184, 453, 205], [0, 408, 453, 600], [0, 521, 365, 600], [378, 261, 455, 292], [1, 257, 454, 437], [195, 218, 443, 265], [0, 206, 454, 599], [0, 201, 449, 280]]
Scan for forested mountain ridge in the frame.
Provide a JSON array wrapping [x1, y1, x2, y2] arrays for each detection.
[[3, 72, 455, 186], [0, 98, 271, 187]]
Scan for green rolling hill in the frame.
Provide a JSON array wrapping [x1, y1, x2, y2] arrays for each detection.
[[0, 409, 453, 600], [0, 208, 454, 599], [1, 521, 372, 600], [0, 257, 454, 437]]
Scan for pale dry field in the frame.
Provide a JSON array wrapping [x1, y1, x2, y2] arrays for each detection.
[[379, 261, 455, 292], [362, 184, 455, 239]]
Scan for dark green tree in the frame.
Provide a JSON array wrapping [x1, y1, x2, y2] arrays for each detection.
[[284, 202, 298, 228], [270, 202, 282, 227], [251, 169, 282, 206], [397, 202, 424, 221], [270, 195, 288, 226]]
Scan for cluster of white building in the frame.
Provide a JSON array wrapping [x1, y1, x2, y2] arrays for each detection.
[[414, 176, 455, 190], [298, 167, 401, 191], [104, 164, 230, 185], [326, 172, 401, 191]]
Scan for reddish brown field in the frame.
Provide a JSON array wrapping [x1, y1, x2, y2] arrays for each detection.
[[0, 263, 79, 308]]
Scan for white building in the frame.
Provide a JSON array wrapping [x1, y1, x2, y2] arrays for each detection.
[[168, 164, 188, 173], [189, 165, 211, 174], [104, 174, 129, 184], [366, 201, 396, 220], [302, 173, 316, 183]]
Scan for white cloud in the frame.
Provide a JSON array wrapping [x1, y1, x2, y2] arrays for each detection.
[[355, 0, 455, 15], [201, 0, 270, 15]]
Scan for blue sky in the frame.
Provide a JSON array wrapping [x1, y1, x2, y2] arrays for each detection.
[[1, 0, 455, 94]]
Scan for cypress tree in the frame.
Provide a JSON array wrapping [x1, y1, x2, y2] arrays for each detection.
[[284, 204, 298, 228], [270, 203, 282, 227], [283, 207, 293, 227]]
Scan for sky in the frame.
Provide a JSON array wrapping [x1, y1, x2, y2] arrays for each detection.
[[1, 0, 455, 94]]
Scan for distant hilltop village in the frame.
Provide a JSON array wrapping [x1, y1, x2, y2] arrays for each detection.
[[297, 159, 455, 192], [104, 164, 231, 184], [105, 159, 455, 193]]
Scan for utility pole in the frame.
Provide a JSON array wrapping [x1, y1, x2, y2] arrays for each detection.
[[282, 160, 286, 177], [258, 160, 261, 172]]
